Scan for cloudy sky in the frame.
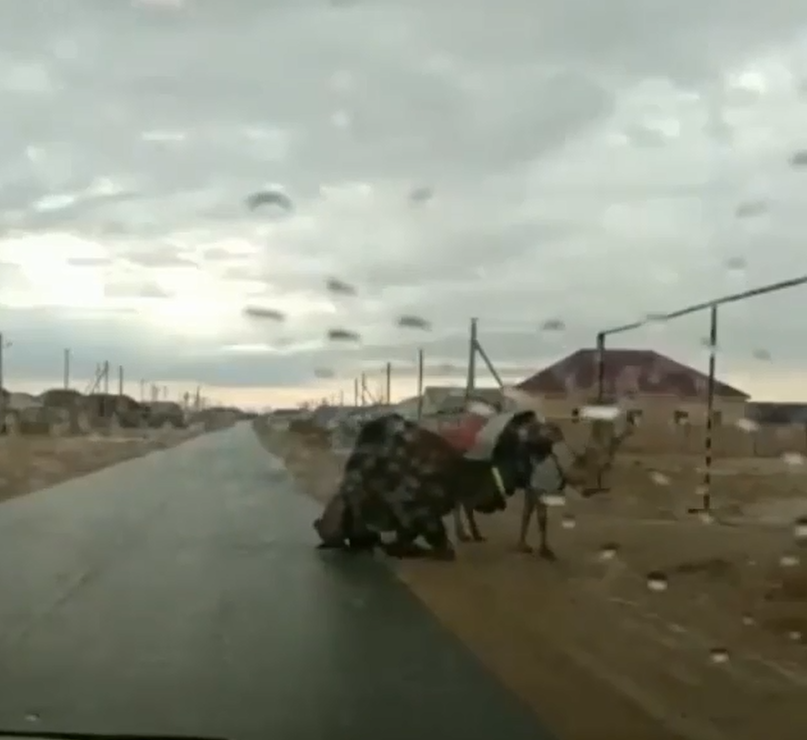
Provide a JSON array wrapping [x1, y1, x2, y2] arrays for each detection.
[[2, 0, 807, 408]]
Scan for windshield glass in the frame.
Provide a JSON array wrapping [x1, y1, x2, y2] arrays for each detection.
[[1, 2, 806, 740]]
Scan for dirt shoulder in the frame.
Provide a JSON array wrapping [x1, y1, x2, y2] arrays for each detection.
[[257, 427, 801, 740], [0, 427, 205, 505]]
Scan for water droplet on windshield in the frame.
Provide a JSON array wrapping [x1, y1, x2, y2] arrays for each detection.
[[646, 571, 669, 592], [779, 553, 800, 568], [598, 543, 619, 561], [541, 491, 566, 507]]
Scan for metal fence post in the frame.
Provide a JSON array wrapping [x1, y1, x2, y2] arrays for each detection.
[[699, 304, 719, 514]]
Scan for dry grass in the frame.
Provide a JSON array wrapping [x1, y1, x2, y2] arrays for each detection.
[[0, 426, 204, 504], [254, 418, 807, 740]]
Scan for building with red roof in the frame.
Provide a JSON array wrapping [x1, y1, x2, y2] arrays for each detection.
[[516, 348, 749, 425]]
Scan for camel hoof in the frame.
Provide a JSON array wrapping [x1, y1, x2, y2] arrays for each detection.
[[429, 546, 457, 562], [538, 546, 558, 562], [470, 533, 487, 543], [514, 543, 534, 554], [455, 531, 472, 543], [383, 541, 429, 559]]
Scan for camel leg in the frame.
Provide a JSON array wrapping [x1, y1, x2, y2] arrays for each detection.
[[452, 504, 471, 542], [421, 515, 456, 561], [515, 488, 536, 553], [463, 505, 486, 542], [535, 496, 557, 561]]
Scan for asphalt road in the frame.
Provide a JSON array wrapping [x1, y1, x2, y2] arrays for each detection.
[[0, 424, 556, 740]]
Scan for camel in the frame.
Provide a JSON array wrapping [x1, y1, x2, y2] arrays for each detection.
[[314, 410, 552, 560], [453, 416, 634, 557]]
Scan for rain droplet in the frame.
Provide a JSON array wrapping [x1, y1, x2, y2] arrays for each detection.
[[598, 543, 619, 561], [649, 470, 670, 486], [326, 277, 357, 296], [788, 630, 803, 643], [734, 200, 768, 218], [735, 418, 759, 433], [24, 712, 40, 723], [580, 405, 621, 421], [245, 188, 294, 213], [561, 514, 576, 529], [789, 149, 807, 168], [700, 336, 718, 353], [541, 318, 565, 332], [397, 315, 432, 331], [646, 571, 668, 592], [742, 614, 755, 626], [541, 492, 566, 507], [698, 510, 715, 525], [752, 348, 771, 361], [779, 553, 800, 568], [725, 254, 746, 269], [466, 401, 498, 418], [782, 452, 805, 467], [794, 516, 807, 541], [314, 367, 335, 379], [327, 328, 361, 343], [709, 647, 730, 664], [409, 186, 433, 205], [243, 305, 286, 322], [643, 311, 668, 326]]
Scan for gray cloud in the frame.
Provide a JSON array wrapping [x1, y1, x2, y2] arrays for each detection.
[[1, 0, 807, 400]]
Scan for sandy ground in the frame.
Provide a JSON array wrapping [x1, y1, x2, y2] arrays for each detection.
[[0, 426, 205, 504], [256, 426, 807, 740]]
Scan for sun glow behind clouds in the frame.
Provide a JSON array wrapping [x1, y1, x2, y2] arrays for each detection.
[[0, 232, 344, 344], [2, 234, 107, 308]]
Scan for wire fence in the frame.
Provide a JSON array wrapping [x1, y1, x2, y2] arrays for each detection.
[[594, 274, 807, 511]]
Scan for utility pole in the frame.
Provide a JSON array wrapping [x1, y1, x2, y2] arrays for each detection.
[[464, 318, 478, 401], [118, 365, 124, 396], [102, 360, 110, 394], [385, 362, 392, 404], [63, 348, 70, 389], [416, 348, 424, 420], [0, 333, 5, 433]]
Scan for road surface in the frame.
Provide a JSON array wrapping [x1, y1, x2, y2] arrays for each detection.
[[0, 424, 555, 740]]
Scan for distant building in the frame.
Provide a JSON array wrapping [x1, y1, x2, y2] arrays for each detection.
[[516, 348, 749, 425], [746, 402, 807, 425]]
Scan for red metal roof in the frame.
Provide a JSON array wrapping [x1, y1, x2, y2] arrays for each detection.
[[516, 349, 749, 400]]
